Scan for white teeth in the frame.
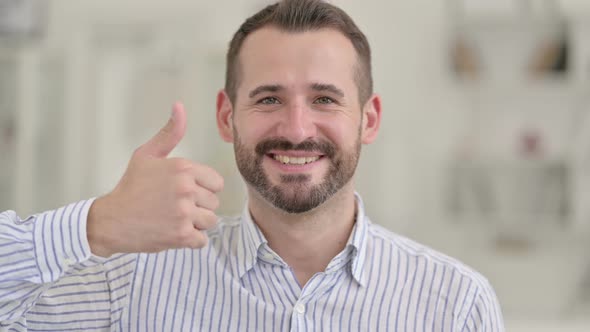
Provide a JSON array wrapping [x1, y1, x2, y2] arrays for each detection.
[[273, 154, 319, 165], [293, 157, 305, 164]]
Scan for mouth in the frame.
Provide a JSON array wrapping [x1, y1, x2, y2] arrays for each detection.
[[265, 151, 325, 170], [268, 153, 323, 165]]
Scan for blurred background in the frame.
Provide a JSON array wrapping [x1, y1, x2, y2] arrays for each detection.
[[1, 0, 590, 330]]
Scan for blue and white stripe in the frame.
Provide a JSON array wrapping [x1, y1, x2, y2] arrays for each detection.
[[0, 195, 504, 331]]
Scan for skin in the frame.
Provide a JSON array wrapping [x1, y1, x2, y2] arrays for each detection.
[[87, 104, 224, 257], [217, 27, 382, 286], [87, 26, 381, 288]]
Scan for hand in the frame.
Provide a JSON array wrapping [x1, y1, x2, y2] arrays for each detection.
[[87, 103, 224, 257]]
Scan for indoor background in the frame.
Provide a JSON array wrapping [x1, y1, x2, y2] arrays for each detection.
[[1, 0, 590, 330]]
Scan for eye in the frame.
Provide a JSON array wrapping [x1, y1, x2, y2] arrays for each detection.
[[314, 96, 335, 104], [258, 96, 281, 105]]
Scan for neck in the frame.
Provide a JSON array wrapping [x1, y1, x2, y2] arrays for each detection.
[[247, 184, 357, 287]]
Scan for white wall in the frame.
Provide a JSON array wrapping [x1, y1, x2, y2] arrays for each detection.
[[3, 0, 590, 329]]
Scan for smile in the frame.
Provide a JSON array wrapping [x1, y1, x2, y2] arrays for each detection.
[[270, 154, 321, 165]]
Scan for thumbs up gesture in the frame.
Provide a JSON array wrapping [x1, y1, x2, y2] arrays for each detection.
[[87, 103, 224, 257]]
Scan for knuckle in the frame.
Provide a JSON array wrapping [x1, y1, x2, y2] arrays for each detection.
[[169, 158, 193, 173], [188, 232, 208, 249], [203, 210, 219, 227], [195, 209, 216, 230], [198, 163, 214, 174], [197, 234, 209, 248], [207, 169, 224, 191], [201, 190, 219, 210], [175, 202, 193, 220], [199, 165, 224, 192], [172, 175, 197, 197], [175, 180, 194, 197], [175, 227, 194, 245]]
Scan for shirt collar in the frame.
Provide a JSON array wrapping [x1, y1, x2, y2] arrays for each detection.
[[234, 203, 267, 279], [347, 192, 370, 287], [233, 192, 371, 287]]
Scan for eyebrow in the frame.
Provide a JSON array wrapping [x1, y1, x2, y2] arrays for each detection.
[[249, 84, 284, 98], [310, 83, 345, 98], [247, 82, 346, 99]]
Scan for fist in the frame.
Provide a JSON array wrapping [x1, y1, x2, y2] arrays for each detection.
[[87, 103, 224, 257]]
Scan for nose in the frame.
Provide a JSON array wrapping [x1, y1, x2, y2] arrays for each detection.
[[275, 101, 316, 144]]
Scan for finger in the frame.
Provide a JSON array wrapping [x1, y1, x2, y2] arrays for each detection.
[[135, 102, 187, 158], [193, 186, 220, 210], [191, 164, 225, 193], [192, 207, 219, 231], [183, 229, 209, 249]]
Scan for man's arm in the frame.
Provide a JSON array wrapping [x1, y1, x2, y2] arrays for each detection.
[[0, 200, 100, 324], [0, 103, 223, 327]]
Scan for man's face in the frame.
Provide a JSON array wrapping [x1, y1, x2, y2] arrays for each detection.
[[229, 27, 365, 213]]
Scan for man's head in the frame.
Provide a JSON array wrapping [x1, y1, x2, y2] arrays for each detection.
[[216, 0, 381, 214]]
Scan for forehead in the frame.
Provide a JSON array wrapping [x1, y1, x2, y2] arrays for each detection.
[[237, 27, 358, 95]]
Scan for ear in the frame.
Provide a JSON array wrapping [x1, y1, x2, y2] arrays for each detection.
[[360, 93, 382, 144], [216, 89, 234, 143]]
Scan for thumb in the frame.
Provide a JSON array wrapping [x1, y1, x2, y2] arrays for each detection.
[[136, 102, 187, 158]]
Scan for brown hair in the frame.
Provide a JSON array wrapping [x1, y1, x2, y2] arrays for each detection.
[[225, 0, 373, 106]]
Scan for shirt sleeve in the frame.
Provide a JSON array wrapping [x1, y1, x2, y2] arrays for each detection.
[[461, 277, 505, 332], [0, 199, 105, 323]]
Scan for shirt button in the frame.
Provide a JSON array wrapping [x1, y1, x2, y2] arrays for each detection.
[[263, 253, 274, 261], [294, 303, 306, 314], [64, 258, 74, 266]]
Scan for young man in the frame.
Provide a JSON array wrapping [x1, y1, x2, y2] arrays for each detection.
[[0, 0, 504, 330]]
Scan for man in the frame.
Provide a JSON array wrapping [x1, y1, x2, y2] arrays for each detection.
[[0, 0, 504, 330]]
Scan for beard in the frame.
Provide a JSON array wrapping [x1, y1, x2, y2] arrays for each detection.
[[233, 129, 361, 214]]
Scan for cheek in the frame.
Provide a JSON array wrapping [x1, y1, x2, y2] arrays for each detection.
[[234, 114, 275, 143], [316, 117, 360, 147]]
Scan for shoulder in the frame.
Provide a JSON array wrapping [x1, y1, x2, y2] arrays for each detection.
[[366, 220, 503, 327], [366, 219, 494, 293]]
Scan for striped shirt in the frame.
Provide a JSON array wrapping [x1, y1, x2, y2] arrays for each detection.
[[0, 194, 504, 331]]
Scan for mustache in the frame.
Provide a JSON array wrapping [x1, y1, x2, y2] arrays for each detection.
[[255, 138, 336, 158]]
